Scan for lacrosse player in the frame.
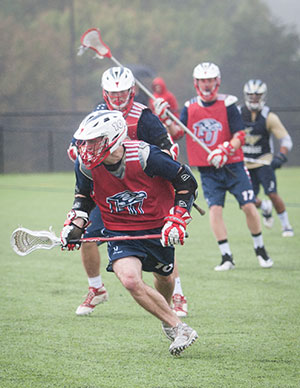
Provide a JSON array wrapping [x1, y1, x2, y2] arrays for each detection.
[[155, 62, 273, 271], [67, 66, 188, 317], [61, 110, 199, 356], [240, 79, 294, 237]]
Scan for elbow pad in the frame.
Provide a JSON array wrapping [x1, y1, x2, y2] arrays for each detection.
[[72, 196, 95, 215], [172, 165, 198, 211], [280, 135, 293, 151]]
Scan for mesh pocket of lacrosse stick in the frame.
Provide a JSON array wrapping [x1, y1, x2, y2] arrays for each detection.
[[10, 227, 61, 256]]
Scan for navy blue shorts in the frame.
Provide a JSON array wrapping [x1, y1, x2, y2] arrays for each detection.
[[104, 228, 175, 276], [248, 166, 277, 196], [199, 162, 255, 207], [84, 206, 106, 244]]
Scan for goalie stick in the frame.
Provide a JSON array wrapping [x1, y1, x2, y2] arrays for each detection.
[[10, 227, 161, 256]]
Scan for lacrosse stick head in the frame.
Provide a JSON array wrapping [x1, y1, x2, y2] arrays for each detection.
[[80, 28, 112, 59], [10, 227, 61, 256]]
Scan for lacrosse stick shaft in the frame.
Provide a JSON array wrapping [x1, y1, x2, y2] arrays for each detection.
[[74, 234, 162, 243], [80, 28, 235, 176], [244, 157, 271, 166]]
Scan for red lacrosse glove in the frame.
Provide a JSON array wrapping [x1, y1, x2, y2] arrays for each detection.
[[60, 210, 89, 251], [207, 141, 235, 168], [161, 206, 192, 247], [153, 98, 172, 126], [67, 143, 78, 163]]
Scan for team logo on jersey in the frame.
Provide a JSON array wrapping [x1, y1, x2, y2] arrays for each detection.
[[244, 127, 262, 145], [106, 190, 147, 215], [193, 118, 222, 146]]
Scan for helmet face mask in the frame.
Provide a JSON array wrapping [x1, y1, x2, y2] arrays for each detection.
[[101, 67, 135, 114], [243, 79, 267, 111], [74, 110, 127, 169], [193, 62, 221, 102]]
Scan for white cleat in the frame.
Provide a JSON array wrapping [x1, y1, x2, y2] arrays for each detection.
[[255, 247, 273, 268], [214, 254, 235, 271], [169, 323, 198, 356], [171, 294, 188, 317], [282, 227, 294, 237], [76, 285, 108, 316], [162, 322, 176, 341]]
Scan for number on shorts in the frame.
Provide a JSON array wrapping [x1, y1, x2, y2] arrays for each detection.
[[155, 262, 174, 273], [242, 189, 254, 201]]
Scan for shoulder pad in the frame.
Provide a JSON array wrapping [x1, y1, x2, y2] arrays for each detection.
[[261, 106, 270, 118], [218, 94, 238, 106], [184, 100, 191, 108], [79, 157, 93, 180], [224, 94, 238, 107], [138, 141, 151, 169]]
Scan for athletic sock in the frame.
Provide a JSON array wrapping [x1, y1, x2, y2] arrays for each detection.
[[88, 275, 103, 289], [278, 210, 291, 229], [218, 239, 232, 256], [173, 277, 183, 296], [251, 232, 264, 249]]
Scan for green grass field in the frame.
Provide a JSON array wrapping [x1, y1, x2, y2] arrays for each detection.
[[1, 168, 300, 388]]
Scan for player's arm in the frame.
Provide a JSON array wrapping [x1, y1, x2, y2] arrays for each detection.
[[141, 144, 198, 247], [60, 159, 95, 250], [151, 99, 185, 140], [267, 112, 293, 169], [208, 101, 246, 168], [138, 109, 179, 160]]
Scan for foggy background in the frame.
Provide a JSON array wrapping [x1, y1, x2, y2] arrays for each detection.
[[0, 0, 299, 173]]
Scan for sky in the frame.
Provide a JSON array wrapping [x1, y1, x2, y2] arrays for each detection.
[[262, 0, 300, 34]]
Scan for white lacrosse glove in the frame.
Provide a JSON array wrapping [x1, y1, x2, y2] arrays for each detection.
[[60, 210, 89, 251], [67, 143, 78, 163], [207, 141, 235, 168], [153, 98, 172, 126], [161, 206, 192, 247]]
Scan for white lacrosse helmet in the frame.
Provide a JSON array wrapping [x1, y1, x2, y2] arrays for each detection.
[[193, 62, 221, 102], [101, 67, 136, 114], [243, 79, 267, 111], [74, 110, 127, 169]]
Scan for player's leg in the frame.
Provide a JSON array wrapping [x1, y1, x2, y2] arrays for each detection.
[[76, 206, 108, 316], [267, 193, 294, 237], [200, 168, 234, 271], [113, 256, 198, 355], [231, 163, 273, 268], [171, 258, 188, 317], [209, 205, 235, 271], [250, 167, 274, 228]]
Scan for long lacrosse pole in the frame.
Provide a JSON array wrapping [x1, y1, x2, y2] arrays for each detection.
[[79, 28, 212, 155]]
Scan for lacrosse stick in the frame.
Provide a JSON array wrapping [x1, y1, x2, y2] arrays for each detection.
[[78, 28, 213, 156], [244, 157, 271, 166], [10, 227, 161, 256]]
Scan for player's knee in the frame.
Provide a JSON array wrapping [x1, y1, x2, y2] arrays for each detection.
[[119, 273, 141, 293]]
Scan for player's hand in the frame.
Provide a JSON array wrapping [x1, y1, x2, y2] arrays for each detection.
[[161, 206, 192, 247], [60, 210, 89, 250], [67, 143, 78, 163], [153, 98, 172, 126], [271, 152, 287, 170], [207, 141, 235, 168]]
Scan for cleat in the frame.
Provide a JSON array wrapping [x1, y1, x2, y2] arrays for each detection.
[[171, 294, 188, 317], [162, 322, 176, 341], [169, 323, 198, 356], [255, 246, 273, 268], [76, 285, 108, 316], [282, 227, 294, 237], [261, 199, 274, 229], [214, 253, 235, 271]]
